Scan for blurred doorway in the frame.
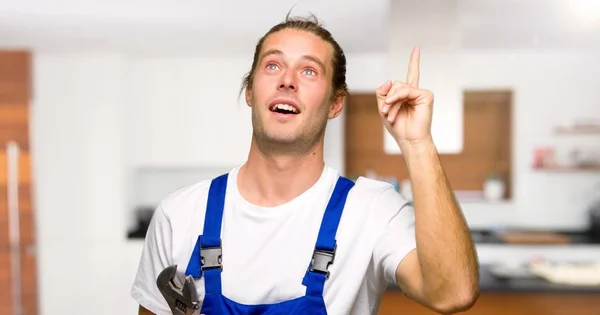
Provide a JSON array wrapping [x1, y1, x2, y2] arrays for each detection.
[[0, 51, 38, 315]]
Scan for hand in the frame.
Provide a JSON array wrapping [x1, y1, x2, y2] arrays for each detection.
[[376, 46, 434, 146]]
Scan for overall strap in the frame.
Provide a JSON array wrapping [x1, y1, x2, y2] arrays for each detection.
[[303, 176, 355, 296], [185, 173, 228, 294]]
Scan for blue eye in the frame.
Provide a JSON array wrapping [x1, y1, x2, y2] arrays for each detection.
[[267, 63, 279, 70], [303, 68, 316, 76]]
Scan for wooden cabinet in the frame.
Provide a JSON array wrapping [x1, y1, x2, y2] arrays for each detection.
[[0, 51, 38, 315], [344, 91, 513, 199], [379, 290, 600, 315]]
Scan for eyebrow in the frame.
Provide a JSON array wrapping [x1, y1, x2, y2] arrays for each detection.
[[259, 49, 327, 74]]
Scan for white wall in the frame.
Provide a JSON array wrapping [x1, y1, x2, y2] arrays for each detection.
[[128, 57, 253, 168], [31, 53, 137, 315], [30, 50, 600, 315]]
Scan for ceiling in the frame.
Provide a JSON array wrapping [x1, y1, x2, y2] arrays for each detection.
[[0, 0, 598, 56], [458, 0, 600, 51], [0, 0, 390, 55]]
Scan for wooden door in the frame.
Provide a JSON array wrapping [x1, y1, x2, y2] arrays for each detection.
[[0, 51, 37, 315]]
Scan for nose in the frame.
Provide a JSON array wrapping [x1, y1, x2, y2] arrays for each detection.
[[278, 69, 297, 91]]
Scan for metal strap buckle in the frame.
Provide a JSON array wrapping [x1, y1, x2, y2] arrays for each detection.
[[310, 245, 336, 279], [200, 246, 223, 271]]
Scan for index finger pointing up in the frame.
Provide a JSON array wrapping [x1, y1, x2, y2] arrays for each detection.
[[406, 46, 420, 88]]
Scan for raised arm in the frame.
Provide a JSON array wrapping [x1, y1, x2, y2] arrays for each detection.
[[375, 47, 479, 314], [395, 139, 479, 313]]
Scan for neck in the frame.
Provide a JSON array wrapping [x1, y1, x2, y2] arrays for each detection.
[[238, 137, 326, 207]]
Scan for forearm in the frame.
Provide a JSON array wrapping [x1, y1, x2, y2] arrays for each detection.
[[399, 137, 479, 307]]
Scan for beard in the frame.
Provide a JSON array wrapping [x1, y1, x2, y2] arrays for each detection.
[[250, 104, 329, 156]]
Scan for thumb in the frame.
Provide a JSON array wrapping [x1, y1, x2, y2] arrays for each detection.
[[376, 80, 393, 114], [376, 80, 393, 99]]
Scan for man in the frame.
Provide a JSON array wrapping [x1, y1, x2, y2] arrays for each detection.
[[131, 14, 479, 315]]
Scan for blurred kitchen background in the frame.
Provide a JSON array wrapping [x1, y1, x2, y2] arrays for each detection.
[[1, 0, 600, 314]]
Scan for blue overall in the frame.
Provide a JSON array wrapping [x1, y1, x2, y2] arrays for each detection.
[[184, 173, 354, 314]]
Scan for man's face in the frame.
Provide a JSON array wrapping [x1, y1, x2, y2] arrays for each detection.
[[246, 28, 343, 152]]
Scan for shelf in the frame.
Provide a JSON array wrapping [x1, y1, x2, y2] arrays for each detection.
[[553, 126, 600, 135], [534, 165, 600, 172]]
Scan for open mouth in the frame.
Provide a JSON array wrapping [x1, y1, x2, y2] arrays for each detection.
[[270, 103, 300, 115]]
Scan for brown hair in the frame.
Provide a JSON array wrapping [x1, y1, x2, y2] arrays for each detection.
[[240, 12, 349, 102]]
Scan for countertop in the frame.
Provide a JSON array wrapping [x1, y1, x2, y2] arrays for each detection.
[[389, 264, 600, 294], [470, 229, 600, 245], [479, 265, 600, 293]]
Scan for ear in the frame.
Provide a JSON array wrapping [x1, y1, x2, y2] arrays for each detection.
[[328, 94, 344, 119], [245, 88, 252, 107]]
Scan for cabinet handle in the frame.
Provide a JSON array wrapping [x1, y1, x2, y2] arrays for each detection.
[[7, 141, 22, 315]]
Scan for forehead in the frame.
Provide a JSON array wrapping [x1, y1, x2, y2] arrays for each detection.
[[260, 28, 333, 66]]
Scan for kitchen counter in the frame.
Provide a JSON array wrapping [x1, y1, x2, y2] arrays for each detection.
[[478, 264, 600, 293], [381, 264, 600, 315], [470, 229, 600, 245], [388, 264, 600, 293]]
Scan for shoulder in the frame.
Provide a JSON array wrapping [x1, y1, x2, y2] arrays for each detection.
[[154, 172, 235, 253], [158, 179, 212, 219], [158, 170, 234, 222], [348, 176, 413, 225], [349, 176, 407, 206], [350, 176, 396, 197]]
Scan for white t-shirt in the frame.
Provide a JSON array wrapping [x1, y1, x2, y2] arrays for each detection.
[[131, 165, 416, 315]]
